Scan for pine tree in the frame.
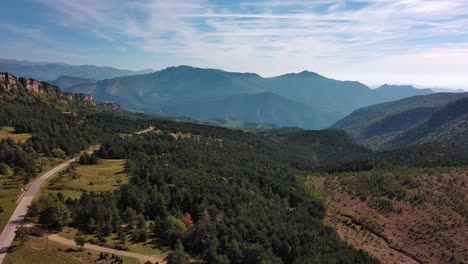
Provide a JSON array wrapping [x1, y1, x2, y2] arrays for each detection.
[[74, 232, 86, 251]]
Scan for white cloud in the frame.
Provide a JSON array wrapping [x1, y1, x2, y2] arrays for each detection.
[[32, 0, 468, 88]]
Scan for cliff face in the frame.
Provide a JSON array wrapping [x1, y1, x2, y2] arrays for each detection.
[[1, 72, 61, 95], [97, 101, 121, 111], [0, 72, 96, 107]]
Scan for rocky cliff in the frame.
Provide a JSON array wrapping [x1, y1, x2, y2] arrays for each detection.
[[0, 72, 97, 108]]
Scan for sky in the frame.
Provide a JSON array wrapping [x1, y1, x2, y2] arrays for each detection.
[[1, 0, 467, 89]]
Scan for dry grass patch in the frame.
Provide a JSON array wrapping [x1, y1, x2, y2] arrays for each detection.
[[0, 127, 32, 143], [309, 167, 468, 264], [4, 235, 140, 264]]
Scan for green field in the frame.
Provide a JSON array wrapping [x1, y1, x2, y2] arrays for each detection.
[[0, 127, 32, 143], [4, 236, 140, 264], [44, 160, 128, 199], [0, 157, 65, 233]]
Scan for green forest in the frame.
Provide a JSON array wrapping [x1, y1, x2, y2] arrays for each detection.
[[2, 86, 467, 264]]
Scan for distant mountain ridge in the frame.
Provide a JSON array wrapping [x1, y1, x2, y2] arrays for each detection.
[[68, 65, 434, 128], [0, 58, 154, 81], [50, 75, 96, 90], [431, 88, 466, 93], [332, 92, 468, 149]]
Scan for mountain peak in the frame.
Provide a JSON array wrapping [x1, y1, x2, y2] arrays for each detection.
[[298, 70, 322, 77], [275, 70, 324, 79]]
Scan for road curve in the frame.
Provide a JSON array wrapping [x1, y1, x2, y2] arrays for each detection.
[[134, 126, 155, 135], [0, 158, 76, 263]]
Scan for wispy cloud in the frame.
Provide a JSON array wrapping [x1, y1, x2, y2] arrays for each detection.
[[20, 0, 468, 88], [0, 23, 58, 45]]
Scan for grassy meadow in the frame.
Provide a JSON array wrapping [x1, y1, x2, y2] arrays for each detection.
[[44, 160, 128, 199]]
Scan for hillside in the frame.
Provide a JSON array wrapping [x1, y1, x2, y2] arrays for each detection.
[[309, 167, 468, 264], [75, 66, 432, 128], [0, 72, 96, 111], [389, 97, 468, 148], [0, 58, 153, 81], [282, 130, 371, 164], [163, 92, 325, 129], [50, 75, 96, 90], [373, 84, 433, 101], [332, 93, 468, 149]]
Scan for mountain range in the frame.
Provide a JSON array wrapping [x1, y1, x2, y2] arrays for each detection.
[[54, 65, 434, 129], [0, 58, 153, 81], [4, 59, 467, 130]]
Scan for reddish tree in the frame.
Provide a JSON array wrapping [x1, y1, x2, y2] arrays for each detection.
[[185, 212, 194, 228]]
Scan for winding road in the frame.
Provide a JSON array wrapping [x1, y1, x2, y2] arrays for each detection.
[[0, 158, 76, 263], [0, 127, 161, 263]]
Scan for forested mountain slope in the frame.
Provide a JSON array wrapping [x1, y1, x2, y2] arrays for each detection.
[[163, 92, 324, 129], [332, 92, 468, 149], [388, 97, 468, 148]]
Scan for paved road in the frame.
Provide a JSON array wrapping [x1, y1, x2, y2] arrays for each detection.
[[46, 233, 165, 263], [0, 127, 156, 263], [0, 158, 76, 263]]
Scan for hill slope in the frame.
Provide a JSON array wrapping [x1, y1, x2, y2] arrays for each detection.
[[50, 75, 96, 90], [77, 66, 432, 128], [163, 92, 325, 129], [332, 93, 468, 149], [0, 58, 153, 81], [389, 97, 468, 148], [310, 167, 467, 264]]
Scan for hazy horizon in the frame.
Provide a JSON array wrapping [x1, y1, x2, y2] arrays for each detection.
[[1, 0, 467, 89]]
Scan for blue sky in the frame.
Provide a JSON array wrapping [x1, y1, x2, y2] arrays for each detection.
[[1, 0, 468, 89]]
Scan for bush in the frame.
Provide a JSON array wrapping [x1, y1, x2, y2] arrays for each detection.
[[51, 148, 66, 158], [78, 153, 99, 165], [113, 244, 129, 251]]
